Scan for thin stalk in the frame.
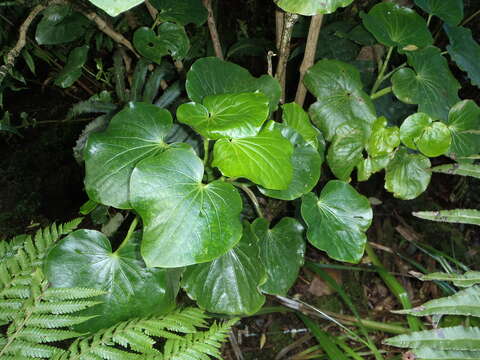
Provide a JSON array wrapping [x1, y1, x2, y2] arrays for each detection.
[[427, 14, 433, 26], [203, 139, 210, 166], [115, 216, 138, 253], [461, 9, 480, 26], [203, 0, 224, 59], [237, 184, 264, 218], [382, 62, 406, 81], [370, 46, 393, 96], [371, 86, 392, 100]]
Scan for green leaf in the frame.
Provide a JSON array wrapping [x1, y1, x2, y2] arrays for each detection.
[[45, 230, 180, 332], [422, 271, 480, 287], [87, 0, 144, 17], [176, 92, 269, 140], [385, 148, 431, 200], [149, 0, 208, 25], [413, 348, 480, 360], [35, 5, 89, 45], [385, 326, 480, 351], [432, 163, 480, 179], [301, 180, 373, 263], [413, 209, 480, 226], [357, 154, 393, 182], [395, 286, 480, 318], [414, 0, 464, 26], [259, 124, 322, 200], [392, 46, 460, 120], [130, 148, 243, 267], [282, 102, 321, 149], [367, 117, 400, 158], [400, 113, 452, 157], [444, 100, 480, 158], [275, 0, 354, 15], [133, 23, 190, 63], [212, 127, 294, 190], [327, 124, 364, 181], [305, 59, 376, 141], [253, 217, 305, 296], [181, 222, 266, 315], [84, 103, 172, 209], [445, 25, 480, 88], [186, 57, 281, 112], [361, 2, 433, 49], [54, 45, 89, 88]]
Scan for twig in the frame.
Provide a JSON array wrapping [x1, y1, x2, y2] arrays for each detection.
[[229, 330, 244, 360], [461, 8, 480, 26], [144, 0, 159, 19], [267, 50, 276, 76], [295, 14, 324, 106], [237, 184, 264, 218], [275, 9, 284, 50], [275, 13, 299, 104], [203, 0, 224, 60]]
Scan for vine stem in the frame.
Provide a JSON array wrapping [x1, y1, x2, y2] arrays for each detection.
[[237, 184, 264, 218], [370, 86, 392, 100], [370, 46, 393, 96], [295, 14, 324, 106], [115, 216, 139, 253], [203, 0, 224, 60]]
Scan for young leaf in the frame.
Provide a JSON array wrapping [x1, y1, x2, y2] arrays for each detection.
[[149, 0, 208, 25], [432, 163, 480, 179], [422, 271, 480, 287], [45, 230, 181, 333], [357, 154, 393, 182], [176, 92, 269, 139], [130, 147, 243, 267], [327, 124, 364, 181], [392, 46, 460, 120], [87, 0, 144, 17], [361, 2, 433, 50], [282, 102, 321, 149], [212, 127, 294, 190], [301, 180, 373, 263], [181, 222, 266, 315], [54, 45, 89, 88], [275, 0, 354, 15], [253, 217, 305, 296], [444, 100, 480, 158], [413, 209, 480, 226], [414, 0, 464, 26], [385, 148, 431, 200], [84, 103, 172, 209], [367, 117, 400, 158], [305, 59, 376, 140]]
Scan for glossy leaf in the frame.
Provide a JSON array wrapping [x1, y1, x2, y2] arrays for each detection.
[[413, 348, 480, 360], [87, 0, 144, 17], [54, 45, 89, 88], [361, 2, 433, 49], [422, 271, 480, 287], [444, 100, 480, 158], [253, 217, 305, 296], [133, 23, 190, 64], [413, 209, 480, 226], [186, 57, 281, 112], [149, 0, 208, 25], [357, 154, 393, 182], [432, 163, 480, 179], [385, 326, 480, 351], [130, 148, 243, 268], [301, 180, 373, 263], [259, 124, 322, 200], [415, 0, 464, 26], [45, 230, 180, 332], [305, 60, 376, 141], [327, 125, 364, 181], [282, 102, 321, 149], [392, 46, 460, 120], [181, 222, 266, 315], [276, 0, 354, 15], [84, 103, 172, 209], [176, 92, 269, 139], [35, 5, 89, 45], [445, 25, 480, 89], [385, 148, 431, 200], [368, 117, 400, 158], [212, 128, 294, 190]]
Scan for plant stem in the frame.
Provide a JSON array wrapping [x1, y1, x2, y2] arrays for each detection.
[[370, 46, 393, 96], [115, 216, 138, 253], [203, 139, 210, 166], [275, 9, 284, 50], [295, 14, 324, 107], [427, 14, 433, 26], [237, 184, 263, 218], [461, 9, 480, 26], [203, 0, 224, 60], [370, 86, 392, 100], [382, 61, 406, 81]]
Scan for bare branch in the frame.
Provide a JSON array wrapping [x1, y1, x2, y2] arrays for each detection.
[[203, 0, 224, 60]]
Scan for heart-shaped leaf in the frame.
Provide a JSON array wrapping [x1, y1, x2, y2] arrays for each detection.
[[301, 180, 373, 263], [84, 103, 172, 209], [361, 2, 433, 49], [186, 57, 281, 112], [87, 0, 145, 17], [275, 0, 354, 15], [212, 127, 294, 190], [45, 230, 181, 332], [259, 124, 322, 200], [385, 148, 431, 200], [282, 102, 322, 149], [305, 59, 376, 141], [400, 113, 452, 157], [130, 147, 243, 268], [327, 125, 364, 181], [149, 0, 208, 25], [55, 45, 89, 88], [367, 117, 400, 158], [444, 100, 480, 158], [414, 0, 464, 26], [181, 222, 266, 315], [133, 23, 190, 64], [35, 5, 89, 45], [253, 217, 305, 296], [176, 92, 269, 139], [445, 25, 480, 89], [392, 46, 460, 120]]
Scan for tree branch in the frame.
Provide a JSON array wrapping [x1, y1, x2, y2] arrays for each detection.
[[203, 0, 224, 60]]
